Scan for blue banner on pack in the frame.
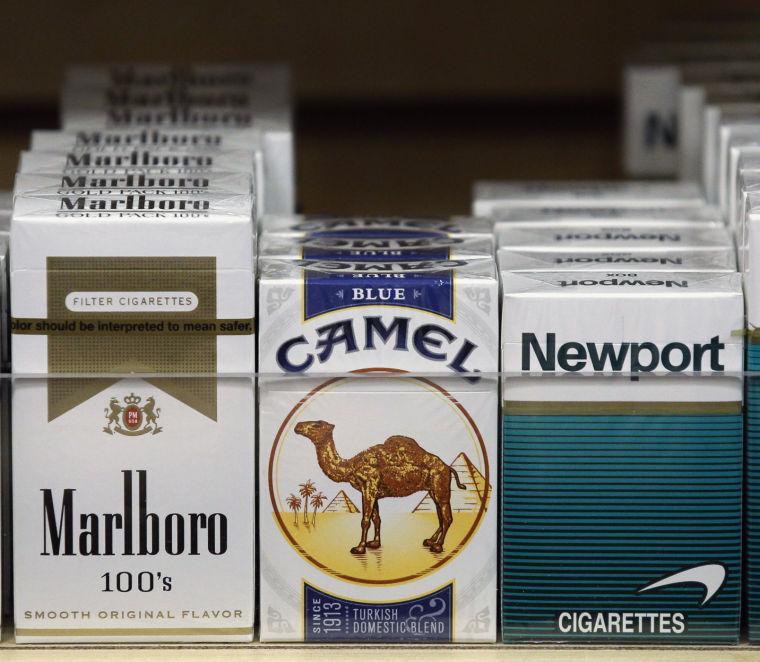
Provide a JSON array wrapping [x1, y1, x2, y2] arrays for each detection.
[[303, 582, 453, 642], [303, 268, 455, 320]]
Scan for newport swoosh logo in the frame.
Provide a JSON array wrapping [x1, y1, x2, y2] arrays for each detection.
[[637, 563, 727, 606]]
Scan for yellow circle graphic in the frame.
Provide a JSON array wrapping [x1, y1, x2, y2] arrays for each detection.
[[268, 372, 491, 585]]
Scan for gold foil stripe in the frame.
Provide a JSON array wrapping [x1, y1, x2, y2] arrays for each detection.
[[44, 256, 224, 420], [503, 400, 743, 416], [12, 317, 255, 335], [16, 626, 253, 637]]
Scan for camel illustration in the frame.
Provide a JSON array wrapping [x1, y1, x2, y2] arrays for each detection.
[[294, 420, 466, 555]]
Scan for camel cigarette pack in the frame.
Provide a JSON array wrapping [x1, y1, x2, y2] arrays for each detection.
[[497, 248, 736, 272], [62, 63, 293, 214], [501, 270, 743, 642], [497, 224, 731, 253], [473, 181, 705, 216], [260, 215, 494, 238], [258, 256, 498, 642], [259, 233, 494, 261], [10, 191, 256, 643]]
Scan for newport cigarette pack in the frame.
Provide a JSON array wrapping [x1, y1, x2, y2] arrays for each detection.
[[62, 63, 293, 214], [497, 223, 731, 253], [259, 233, 494, 261], [10, 191, 256, 643], [258, 256, 498, 642], [490, 206, 722, 231], [472, 181, 705, 217], [260, 215, 494, 238], [501, 270, 743, 642], [744, 190, 760, 642], [19, 148, 260, 176], [678, 80, 760, 181], [497, 248, 736, 272]]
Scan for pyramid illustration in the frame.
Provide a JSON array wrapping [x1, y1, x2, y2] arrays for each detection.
[[323, 490, 359, 513], [413, 453, 489, 513]]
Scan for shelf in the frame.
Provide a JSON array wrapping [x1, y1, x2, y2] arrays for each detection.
[[0, 641, 759, 661]]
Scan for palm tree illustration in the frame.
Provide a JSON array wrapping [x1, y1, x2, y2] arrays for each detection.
[[286, 494, 302, 526], [299, 480, 317, 525], [310, 492, 326, 525]]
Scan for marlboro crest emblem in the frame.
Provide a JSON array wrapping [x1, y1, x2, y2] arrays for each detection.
[[104, 393, 162, 436]]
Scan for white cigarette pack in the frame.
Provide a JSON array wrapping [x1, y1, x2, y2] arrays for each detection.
[[678, 80, 760, 181], [258, 256, 498, 643], [10, 191, 256, 643], [259, 233, 493, 261], [13, 172, 254, 201], [491, 206, 722, 231], [497, 247, 736, 272], [260, 215, 494, 238], [62, 63, 292, 214], [745, 188, 760, 643], [0, 191, 10, 234], [501, 269, 743, 642], [623, 46, 760, 176], [701, 103, 760, 203], [473, 181, 705, 217], [64, 63, 290, 94], [62, 91, 292, 214], [497, 223, 731, 253]]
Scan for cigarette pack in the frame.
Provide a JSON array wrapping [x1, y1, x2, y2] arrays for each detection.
[[10, 191, 256, 642], [623, 46, 760, 175], [491, 206, 722, 231], [497, 247, 736, 272], [744, 190, 760, 642], [260, 215, 494, 238], [62, 63, 292, 214], [259, 233, 494, 261], [502, 270, 743, 642], [258, 256, 498, 642], [678, 80, 760, 181], [497, 223, 731, 253], [473, 181, 705, 217]]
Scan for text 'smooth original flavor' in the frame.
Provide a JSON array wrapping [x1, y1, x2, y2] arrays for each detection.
[[10, 192, 256, 643], [257, 245, 498, 642], [501, 270, 743, 643]]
